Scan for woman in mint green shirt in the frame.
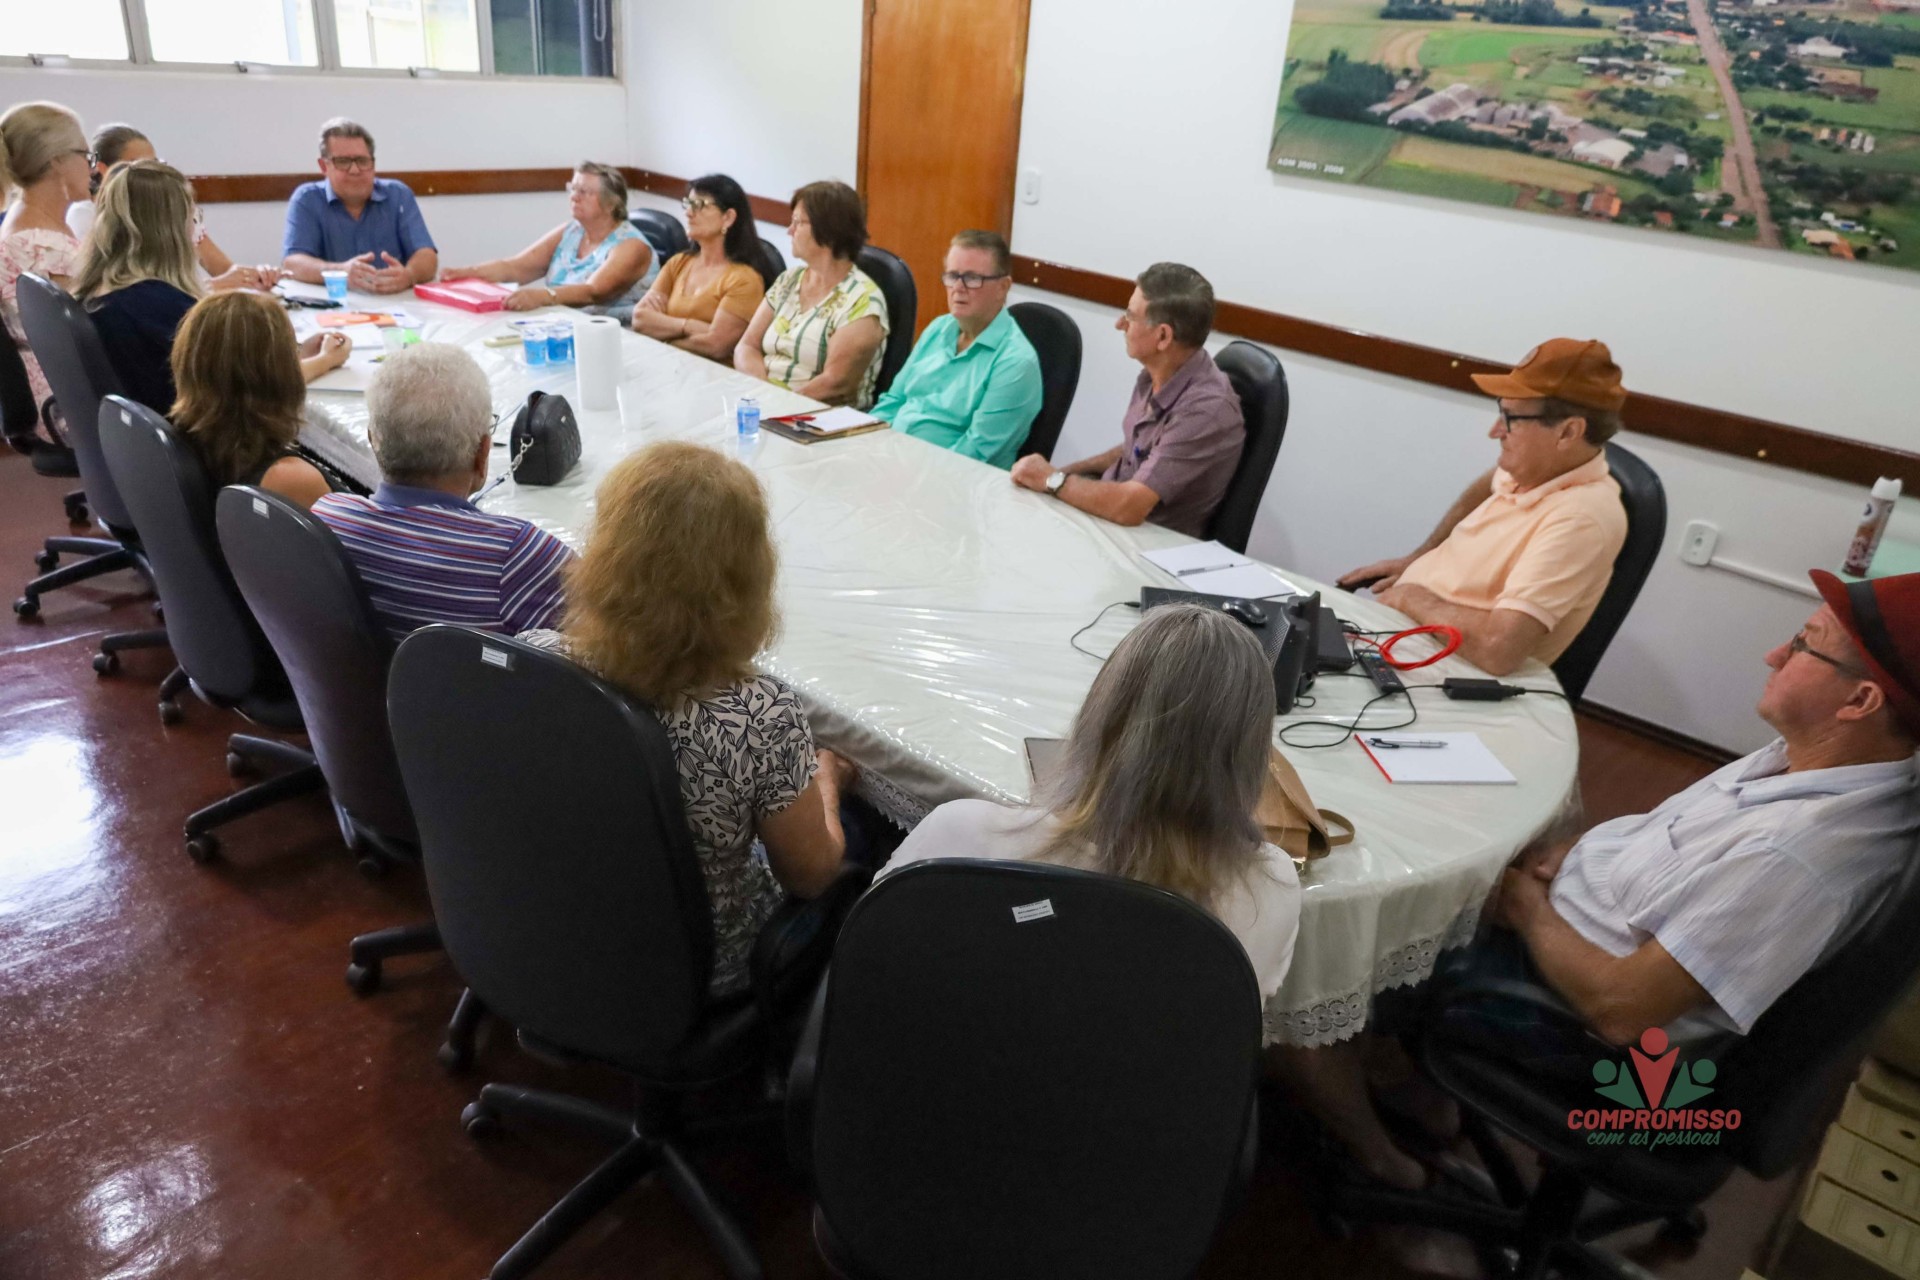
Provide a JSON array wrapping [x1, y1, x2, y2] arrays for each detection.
[[735, 181, 889, 408], [870, 231, 1043, 470]]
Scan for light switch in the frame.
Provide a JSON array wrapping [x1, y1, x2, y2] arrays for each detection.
[[1019, 167, 1042, 205]]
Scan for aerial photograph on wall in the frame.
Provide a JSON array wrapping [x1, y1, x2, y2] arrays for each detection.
[[1269, 0, 1920, 270]]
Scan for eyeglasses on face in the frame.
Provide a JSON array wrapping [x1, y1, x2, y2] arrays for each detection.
[[565, 182, 598, 197], [326, 154, 375, 172], [682, 196, 720, 214], [941, 271, 1009, 290], [68, 148, 98, 165], [1496, 408, 1563, 432], [1788, 631, 1870, 680]]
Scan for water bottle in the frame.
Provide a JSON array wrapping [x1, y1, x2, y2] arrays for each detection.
[[736, 395, 761, 448]]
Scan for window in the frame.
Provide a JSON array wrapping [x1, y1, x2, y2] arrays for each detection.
[[0, 0, 612, 77], [334, 0, 481, 73], [1, 2, 131, 60], [489, 0, 613, 78], [145, 0, 320, 66]]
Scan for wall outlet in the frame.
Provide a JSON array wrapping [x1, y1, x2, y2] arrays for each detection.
[[1019, 167, 1042, 205], [1680, 519, 1719, 567]]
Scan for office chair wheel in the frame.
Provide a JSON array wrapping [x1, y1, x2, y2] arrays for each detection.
[[158, 700, 182, 726], [460, 1102, 501, 1139], [64, 495, 87, 524], [356, 854, 389, 881], [437, 1039, 473, 1074], [14, 595, 38, 618], [226, 752, 253, 778], [93, 652, 119, 676], [345, 962, 381, 996], [1658, 1208, 1707, 1244], [34, 549, 57, 572], [186, 834, 220, 863]]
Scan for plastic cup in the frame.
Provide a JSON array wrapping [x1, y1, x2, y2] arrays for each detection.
[[520, 323, 548, 366], [380, 327, 407, 354], [322, 269, 348, 301], [545, 322, 574, 364]]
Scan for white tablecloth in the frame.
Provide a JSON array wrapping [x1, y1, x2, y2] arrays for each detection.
[[294, 285, 1580, 1047]]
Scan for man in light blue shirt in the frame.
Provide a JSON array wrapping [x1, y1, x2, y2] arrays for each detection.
[[282, 118, 437, 295], [870, 230, 1041, 470]]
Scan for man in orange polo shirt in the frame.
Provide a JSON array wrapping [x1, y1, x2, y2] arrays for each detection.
[[1338, 338, 1630, 676]]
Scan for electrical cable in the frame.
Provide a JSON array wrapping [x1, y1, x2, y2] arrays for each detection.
[[1070, 600, 1138, 661], [1278, 684, 1443, 749]]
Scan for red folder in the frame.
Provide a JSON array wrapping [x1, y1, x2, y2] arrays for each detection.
[[414, 280, 515, 312]]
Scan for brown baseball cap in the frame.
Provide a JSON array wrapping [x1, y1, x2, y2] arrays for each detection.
[[1471, 339, 1628, 413]]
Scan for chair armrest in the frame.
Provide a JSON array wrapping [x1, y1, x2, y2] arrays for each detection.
[[784, 978, 831, 1189], [1428, 970, 1617, 1054], [748, 863, 873, 1029]]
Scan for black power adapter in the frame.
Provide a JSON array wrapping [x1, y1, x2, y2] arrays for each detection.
[[1442, 677, 1529, 701]]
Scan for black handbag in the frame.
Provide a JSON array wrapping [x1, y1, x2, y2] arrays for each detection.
[[506, 390, 581, 486]]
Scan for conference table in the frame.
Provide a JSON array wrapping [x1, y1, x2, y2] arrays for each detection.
[[291, 284, 1581, 1049]]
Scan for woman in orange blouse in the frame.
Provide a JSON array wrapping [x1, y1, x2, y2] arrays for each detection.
[[630, 174, 772, 364]]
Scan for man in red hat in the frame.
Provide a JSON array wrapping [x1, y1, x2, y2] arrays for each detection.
[[1283, 573, 1920, 1191], [1338, 339, 1630, 676]]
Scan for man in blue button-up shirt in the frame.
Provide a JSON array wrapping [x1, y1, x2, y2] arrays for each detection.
[[282, 118, 438, 295]]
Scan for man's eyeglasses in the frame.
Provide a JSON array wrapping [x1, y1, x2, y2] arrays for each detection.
[[941, 271, 1009, 290], [327, 155, 375, 173], [1788, 632, 1870, 680], [1496, 409, 1564, 432], [565, 183, 597, 197]]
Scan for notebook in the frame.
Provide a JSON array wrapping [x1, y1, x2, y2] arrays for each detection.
[[761, 407, 888, 446], [1140, 541, 1301, 600], [1357, 733, 1517, 785]]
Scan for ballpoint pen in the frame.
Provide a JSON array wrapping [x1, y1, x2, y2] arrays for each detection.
[[1366, 738, 1447, 749], [1175, 561, 1241, 577]]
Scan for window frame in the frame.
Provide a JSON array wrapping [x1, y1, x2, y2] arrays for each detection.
[[0, 0, 620, 82]]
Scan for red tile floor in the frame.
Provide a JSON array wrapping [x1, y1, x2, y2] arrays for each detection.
[[0, 450, 1797, 1278]]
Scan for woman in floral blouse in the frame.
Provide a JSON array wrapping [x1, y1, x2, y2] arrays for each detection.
[[735, 180, 889, 409], [520, 441, 856, 996]]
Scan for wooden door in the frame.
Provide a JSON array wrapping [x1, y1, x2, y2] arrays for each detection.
[[859, 0, 1031, 335]]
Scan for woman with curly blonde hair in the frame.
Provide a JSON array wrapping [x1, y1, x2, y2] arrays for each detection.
[[521, 441, 855, 995]]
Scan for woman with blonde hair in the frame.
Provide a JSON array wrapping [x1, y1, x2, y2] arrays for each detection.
[[69, 122, 277, 292], [520, 441, 856, 995], [886, 603, 1301, 996], [170, 292, 333, 508], [439, 160, 654, 314], [74, 161, 345, 411], [0, 100, 92, 464]]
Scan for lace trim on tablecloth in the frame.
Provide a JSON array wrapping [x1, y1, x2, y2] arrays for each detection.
[[855, 771, 926, 831], [1262, 903, 1485, 1048]]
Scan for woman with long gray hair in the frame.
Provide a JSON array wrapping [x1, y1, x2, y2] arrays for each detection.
[[885, 602, 1300, 995]]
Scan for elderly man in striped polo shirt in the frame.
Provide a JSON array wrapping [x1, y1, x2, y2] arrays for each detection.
[[313, 344, 572, 643]]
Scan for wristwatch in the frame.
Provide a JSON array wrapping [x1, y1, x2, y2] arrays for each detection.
[[1045, 470, 1068, 495]]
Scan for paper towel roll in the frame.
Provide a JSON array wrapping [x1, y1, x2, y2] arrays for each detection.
[[574, 316, 621, 411]]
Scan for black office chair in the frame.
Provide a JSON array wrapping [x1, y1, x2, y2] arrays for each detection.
[[854, 245, 918, 396], [1206, 340, 1291, 555], [214, 487, 470, 1054], [1550, 441, 1667, 704], [1008, 301, 1083, 461], [1325, 847, 1920, 1279], [388, 625, 868, 1280], [97, 397, 323, 860], [0, 326, 40, 451], [13, 277, 171, 677], [787, 859, 1263, 1280], [752, 236, 787, 290], [629, 208, 689, 261]]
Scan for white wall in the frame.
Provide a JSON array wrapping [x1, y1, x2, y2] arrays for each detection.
[[1011, 0, 1920, 752], [622, 1, 863, 197]]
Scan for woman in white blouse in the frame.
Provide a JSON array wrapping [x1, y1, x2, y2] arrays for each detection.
[[886, 602, 1301, 997]]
